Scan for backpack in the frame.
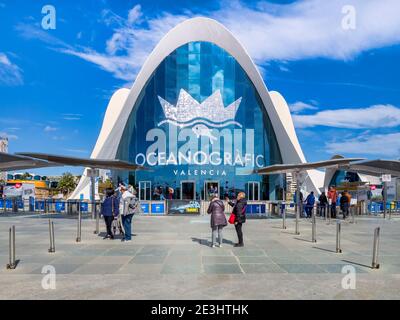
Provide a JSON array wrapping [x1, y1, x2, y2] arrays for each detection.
[[124, 197, 139, 215]]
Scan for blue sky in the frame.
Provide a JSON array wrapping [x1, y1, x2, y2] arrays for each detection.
[[1, 0, 400, 175]]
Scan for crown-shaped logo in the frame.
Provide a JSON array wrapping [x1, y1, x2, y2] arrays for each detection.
[[157, 89, 242, 128]]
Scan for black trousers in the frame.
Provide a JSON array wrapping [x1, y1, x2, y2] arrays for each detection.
[[104, 216, 114, 237], [330, 205, 337, 218], [235, 223, 243, 244]]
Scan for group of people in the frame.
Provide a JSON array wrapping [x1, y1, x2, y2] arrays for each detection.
[[298, 186, 352, 220], [152, 186, 174, 200], [207, 192, 247, 248], [100, 184, 141, 242], [101, 183, 248, 247]]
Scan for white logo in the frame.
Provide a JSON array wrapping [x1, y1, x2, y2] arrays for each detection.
[[41, 5, 56, 30], [41, 265, 56, 290], [158, 89, 242, 128], [341, 265, 356, 289]]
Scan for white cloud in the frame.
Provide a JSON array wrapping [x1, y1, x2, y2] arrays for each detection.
[[326, 132, 400, 157], [289, 101, 318, 113], [15, 0, 400, 82], [44, 126, 57, 132], [64, 148, 89, 154], [62, 113, 82, 120], [0, 52, 23, 86], [0, 132, 18, 140], [293, 104, 400, 129]]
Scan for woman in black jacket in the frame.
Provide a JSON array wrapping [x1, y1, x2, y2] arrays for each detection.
[[226, 192, 247, 247]]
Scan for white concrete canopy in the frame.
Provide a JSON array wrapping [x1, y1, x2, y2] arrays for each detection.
[[70, 17, 321, 199]]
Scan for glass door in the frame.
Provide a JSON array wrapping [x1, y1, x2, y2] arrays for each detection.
[[181, 181, 195, 200], [246, 181, 260, 201], [204, 181, 219, 200], [139, 181, 151, 201]]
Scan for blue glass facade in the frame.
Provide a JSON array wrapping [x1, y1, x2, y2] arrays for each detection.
[[114, 41, 283, 200], [329, 170, 360, 187]]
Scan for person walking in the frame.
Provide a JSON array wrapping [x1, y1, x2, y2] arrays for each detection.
[[305, 191, 315, 218], [101, 189, 119, 240], [327, 186, 337, 218], [226, 192, 247, 247], [207, 194, 227, 248], [340, 191, 350, 219], [119, 185, 139, 242], [318, 191, 328, 217]]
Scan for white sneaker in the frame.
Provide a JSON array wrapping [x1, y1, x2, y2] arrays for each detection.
[[218, 244, 223, 248], [211, 244, 216, 248]]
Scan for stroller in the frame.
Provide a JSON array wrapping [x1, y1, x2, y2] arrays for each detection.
[[112, 214, 124, 237]]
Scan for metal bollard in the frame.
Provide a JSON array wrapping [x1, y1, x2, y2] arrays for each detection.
[[336, 220, 342, 253], [76, 201, 82, 242], [94, 201, 99, 234], [295, 209, 300, 235], [48, 219, 55, 253], [327, 204, 331, 225], [371, 227, 380, 269], [311, 208, 316, 243], [282, 202, 286, 229], [6, 226, 16, 269]]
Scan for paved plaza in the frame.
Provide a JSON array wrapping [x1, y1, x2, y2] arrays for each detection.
[[0, 213, 400, 299]]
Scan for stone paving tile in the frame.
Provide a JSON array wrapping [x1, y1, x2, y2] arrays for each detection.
[[202, 256, 238, 264], [101, 247, 141, 256], [73, 264, 122, 274], [203, 264, 242, 274], [161, 264, 201, 274], [51, 256, 97, 264], [116, 263, 163, 274], [0, 262, 42, 274], [88, 256, 133, 265], [129, 255, 167, 264], [136, 246, 170, 256], [240, 263, 287, 274], [318, 264, 370, 274], [233, 249, 266, 257], [237, 256, 274, 264], [278, 264, 327, 273], [200, 248, 233, 256], [30, 264, 82, 274], [270, 256, 310, 264]]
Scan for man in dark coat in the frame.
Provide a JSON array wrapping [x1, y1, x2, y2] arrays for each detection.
[[101, 188, 120, 239], [227, 192, 247, 247], [340, 191, 350, 219], [207, 195, 227, 247], [318, 192, 328, 217]]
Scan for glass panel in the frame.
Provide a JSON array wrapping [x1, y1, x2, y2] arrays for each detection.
[[114, 41, 284, 201], [254, 182, 259, 201], [181, 182, 195, 200]]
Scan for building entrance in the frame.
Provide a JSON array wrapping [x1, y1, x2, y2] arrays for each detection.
[[181, 181, 195, 200], [204, 181, 219, 200]]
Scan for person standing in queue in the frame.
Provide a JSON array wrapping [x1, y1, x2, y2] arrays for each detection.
[[101, 188, 119, 240], [207, 194, 227, 248], [226, 192, 247, 247], [327, 186, 338, 218], [340, 191, 350, 219], [119, 185, 139, 242], [318, 191, 328, 217]]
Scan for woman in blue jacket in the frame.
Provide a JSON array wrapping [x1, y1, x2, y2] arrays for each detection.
[[101, 188, 120, 239]]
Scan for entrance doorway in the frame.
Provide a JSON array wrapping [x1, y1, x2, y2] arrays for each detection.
[[139, 181, 151, 201], [180, 181, 195, 200], [204, 181, 219, 200], [246, 181, 260, 201]]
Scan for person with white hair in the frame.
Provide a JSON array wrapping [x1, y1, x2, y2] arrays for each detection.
[[119, 185, 139, 242]]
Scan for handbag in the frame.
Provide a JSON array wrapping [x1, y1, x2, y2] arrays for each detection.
[[229, 203, 247, 224], [228, 213, 236, 224]]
